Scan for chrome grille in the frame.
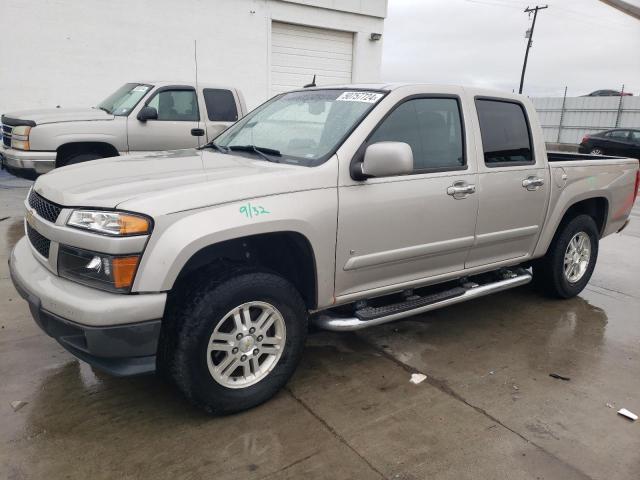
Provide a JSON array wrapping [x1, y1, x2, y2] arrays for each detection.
[[26, 223, 51, 258], [2, 125, 11, 147], [28, 190, 62, 223]]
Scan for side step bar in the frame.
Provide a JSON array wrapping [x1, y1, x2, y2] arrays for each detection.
[[312, 270, 532, 332]]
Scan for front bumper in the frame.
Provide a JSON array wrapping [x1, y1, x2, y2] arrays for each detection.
[[1, 146, 56, 179], [9, 237, 167, 376]]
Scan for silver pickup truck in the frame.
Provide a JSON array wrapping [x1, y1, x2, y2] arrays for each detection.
[[1, 81, 246, 179], [9, 84, 639, 415]]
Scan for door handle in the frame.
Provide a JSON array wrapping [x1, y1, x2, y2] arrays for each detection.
[[191, 128, 205, 137], [522, 176, 544, 191], [447, 182, 476, 199]]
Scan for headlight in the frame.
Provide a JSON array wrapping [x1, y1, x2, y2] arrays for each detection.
[[12, 126, 31, 136], [11, 125, 31, 150], [58, 245, 140, 293], [67, 210, 151, 236]]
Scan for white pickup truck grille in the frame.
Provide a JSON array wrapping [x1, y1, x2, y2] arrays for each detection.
[[2, 124, 11, 147]]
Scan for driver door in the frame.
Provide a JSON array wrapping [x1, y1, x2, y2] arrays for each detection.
[[335, 95, 479, 298], [127, 86, 202, 151]]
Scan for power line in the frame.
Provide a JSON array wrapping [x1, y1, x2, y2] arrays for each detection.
[[462, 0, 524, 10], [518, 5, 548, 94]]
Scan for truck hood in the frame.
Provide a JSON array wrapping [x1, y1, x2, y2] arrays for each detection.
[[33, 149, 336, 216], [3, 107, 113, 125]]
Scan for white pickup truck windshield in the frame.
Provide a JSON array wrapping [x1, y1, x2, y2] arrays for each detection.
[[97, 83, 152, 116], [215, 89, 385, 166]]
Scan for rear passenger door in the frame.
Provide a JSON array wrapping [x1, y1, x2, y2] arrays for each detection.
[[465, 98, 549, 268], [128, 86, 202, 151], [202, 88, 240, 141]]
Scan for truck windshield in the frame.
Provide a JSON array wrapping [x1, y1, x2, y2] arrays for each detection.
[[214, 89, 386, 166], [97, 83, 152, 116]]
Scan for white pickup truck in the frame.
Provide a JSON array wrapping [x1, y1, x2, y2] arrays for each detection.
[[1, 81, 246, 179], [9, 84, 639, 415]]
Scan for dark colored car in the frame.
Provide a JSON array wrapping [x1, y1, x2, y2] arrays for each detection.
[[583, 90, 633, 97], [579, 129, 640, 159]]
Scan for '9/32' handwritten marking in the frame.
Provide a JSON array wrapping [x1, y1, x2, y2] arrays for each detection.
[[240, 202, 270, 219]]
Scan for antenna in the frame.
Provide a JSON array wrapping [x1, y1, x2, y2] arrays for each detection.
[[193, 39, 202, 142], [304, 75, 317, 88], [194, 39, 200, 92]]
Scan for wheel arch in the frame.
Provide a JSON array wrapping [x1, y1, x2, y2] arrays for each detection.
[[168, 231, 319, 310], [56, 141, 120, 167], [559, 197, 609, 236], [535, 195, 609, 258]]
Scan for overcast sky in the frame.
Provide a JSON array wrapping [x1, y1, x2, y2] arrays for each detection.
[[381, 0, 640, 97]]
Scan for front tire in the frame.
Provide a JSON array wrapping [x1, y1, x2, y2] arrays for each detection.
[[161, 271, 308, 415], [533, 214, 599, 298], [59, 152, 104, 167]]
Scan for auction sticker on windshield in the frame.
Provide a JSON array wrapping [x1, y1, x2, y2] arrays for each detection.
[[336, 92, 384, 103]]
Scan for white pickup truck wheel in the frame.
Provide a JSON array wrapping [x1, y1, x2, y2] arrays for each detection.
[[162, 271, 308, 415], [533, 214, 599, 298]]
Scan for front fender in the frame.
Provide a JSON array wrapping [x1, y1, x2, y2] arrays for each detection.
[[133, 188, 338, 308], [29, 119, 127, 152]]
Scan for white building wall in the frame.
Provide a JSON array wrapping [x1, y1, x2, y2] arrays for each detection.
[[0, 0, 386, 114], [532, 96, 640, 144]]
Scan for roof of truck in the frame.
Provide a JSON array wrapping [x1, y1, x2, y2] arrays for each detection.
[[303, 83, 524, 97], [134, 80, 238, 90]]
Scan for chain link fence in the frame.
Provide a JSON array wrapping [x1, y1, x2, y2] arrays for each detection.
[[532, 91, 640, 146]]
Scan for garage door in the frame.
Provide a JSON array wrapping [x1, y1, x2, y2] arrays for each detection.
[[270, 22, 353, 97]]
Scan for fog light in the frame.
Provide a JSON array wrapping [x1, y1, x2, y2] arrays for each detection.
[[58, 245, 140, 293]]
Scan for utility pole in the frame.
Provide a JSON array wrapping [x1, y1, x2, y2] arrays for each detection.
[[518, 5, 548, 94]]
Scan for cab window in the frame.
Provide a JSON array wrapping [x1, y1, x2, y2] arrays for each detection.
[[475, 99, 533, 166], [368, 97, 465, 172], [147, 89, 199, 121], [203, 89, 238, 122]]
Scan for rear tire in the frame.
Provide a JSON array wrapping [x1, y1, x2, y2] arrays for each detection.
[[160, 271, 308, 415], [532, 214, 599, 298], [590, 147, 605, 155]]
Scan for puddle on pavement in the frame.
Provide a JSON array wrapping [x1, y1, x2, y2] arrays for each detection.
[[5, 218, 24, 252]]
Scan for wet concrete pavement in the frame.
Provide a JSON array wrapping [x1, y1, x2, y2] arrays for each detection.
[[1, 169, 638, 479]]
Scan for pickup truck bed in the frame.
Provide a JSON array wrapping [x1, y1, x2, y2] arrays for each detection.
[[547, 151, 627, 162]]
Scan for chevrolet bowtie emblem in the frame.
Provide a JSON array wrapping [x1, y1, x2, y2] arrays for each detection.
[[26, 209, 35, 227]]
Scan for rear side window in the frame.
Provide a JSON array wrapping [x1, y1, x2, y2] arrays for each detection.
[[608, 130, 629, 139], [475, 99, 533, 166], [368, 97, 465, 172], [203, 89, 239, 122]]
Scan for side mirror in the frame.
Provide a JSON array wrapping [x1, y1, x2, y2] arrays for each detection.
[[360, 142, 413, 178], [137, 106, 158, 122]]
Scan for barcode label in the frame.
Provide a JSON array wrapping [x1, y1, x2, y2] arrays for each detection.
[[336, 91, 384, 103]]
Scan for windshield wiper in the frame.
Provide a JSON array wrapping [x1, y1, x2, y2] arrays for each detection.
[[200, 142, 230, 154], [97, 106, 111, 114], [228, 145, 281, 163]]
